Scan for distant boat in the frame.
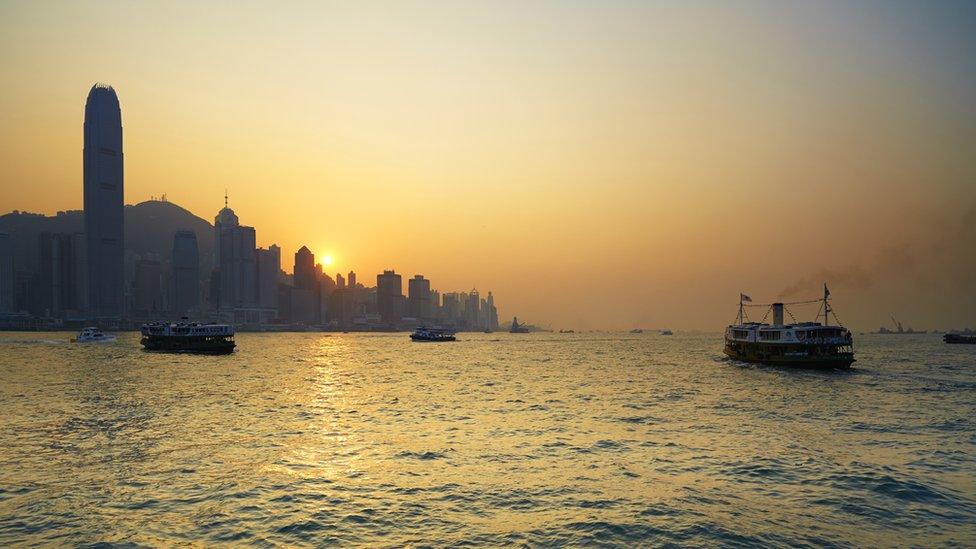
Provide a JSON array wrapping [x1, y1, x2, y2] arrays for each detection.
[[660, 329, 673, 336], [873, 316, 927, 334], [559, 329, 575, 334], [630, 329, 643, 334], [72, 327, 117, 343], [944, 333, 976, 344], [725, 287, 854, 369], [410, 326, 456, 342], [140, 320, 235, 354], [510, 317, 530, 333]]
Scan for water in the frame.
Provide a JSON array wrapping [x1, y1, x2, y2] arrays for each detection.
[[1, 332, 974, 547]]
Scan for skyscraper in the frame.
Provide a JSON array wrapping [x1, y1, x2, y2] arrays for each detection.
[[348, 271, 356, 288], [256, 244, 280, 311], [171, 230, 200, 315], [214, 197, 258, 319], [293, 246, 316, 290], [0, 232, 13, 313], [83, 84, 124, 319], [408, 274, 431, 320], [377, 270, 403, 325]]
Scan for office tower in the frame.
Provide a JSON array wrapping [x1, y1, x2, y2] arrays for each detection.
[[171, 230, 200, 315], [0, 232, 14, 313], [37, 232, 85, 318], [83, 84, 124, 319], [466, 289, 481, 329], [442, 292, 460, 326], [132, 259, 164, 317], [408, 274, 431, 320], [336, 273, 345, 289], [214, 197, 258, 316], [293, 246, 316, 290], [256, 244, 280, 311], [291, 245, 319, 323], [486, 291, 499, 331], [348, 271, 356, 288], [377, 270, 403, 325]]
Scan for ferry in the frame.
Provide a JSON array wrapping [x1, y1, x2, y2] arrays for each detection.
[[724, 286, 855, 369], [410, 327, 456, 342], [140, 320, 235, 354], [72, 327, 117, 343]]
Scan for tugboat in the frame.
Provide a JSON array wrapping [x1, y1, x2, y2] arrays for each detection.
[[660, 329, 673, 336], [140, 320, 235, 354], [410, 326, 456, 342], [72, 327, 117, 343], [724, 286, 855, 369], [510, 317, 530, 333]]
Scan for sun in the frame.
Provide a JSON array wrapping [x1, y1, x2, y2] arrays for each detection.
[[323, 255, 334, 267]]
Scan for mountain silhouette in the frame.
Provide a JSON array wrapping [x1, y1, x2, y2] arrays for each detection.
[[0, 200, 214, 281]]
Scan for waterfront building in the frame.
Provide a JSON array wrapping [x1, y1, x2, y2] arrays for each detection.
[[83, 84, 124, 320], [171, 230, 200, 316]]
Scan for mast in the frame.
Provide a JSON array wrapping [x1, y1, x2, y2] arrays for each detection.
[[823, 283, 831, 325]]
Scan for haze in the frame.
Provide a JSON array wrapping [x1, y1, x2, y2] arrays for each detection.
[[1, 0, 974, 330]]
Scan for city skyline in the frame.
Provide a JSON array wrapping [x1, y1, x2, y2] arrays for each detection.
[[1, 1, 975, 330]]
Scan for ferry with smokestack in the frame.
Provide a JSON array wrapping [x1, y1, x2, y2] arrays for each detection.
[[724, 285, 855, 369]]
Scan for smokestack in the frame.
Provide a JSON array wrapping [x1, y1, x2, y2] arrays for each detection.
[[772, 303, 784, 327]]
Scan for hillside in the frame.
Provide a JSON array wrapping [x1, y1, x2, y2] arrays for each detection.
[[0, 200, 214, 277]]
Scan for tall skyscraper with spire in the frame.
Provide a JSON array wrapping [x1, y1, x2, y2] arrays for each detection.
[[83, 84, 124, 319]]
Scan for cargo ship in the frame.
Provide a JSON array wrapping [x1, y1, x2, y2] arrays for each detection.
[[510, 317, 530, 333], [724, 286, 855, 369], [873, 316, 926, 334], [140, 320, 236, 354]]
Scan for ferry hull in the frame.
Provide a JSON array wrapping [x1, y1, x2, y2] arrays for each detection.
[[141, 336, 235, 354], [724, 342, 854, 370]]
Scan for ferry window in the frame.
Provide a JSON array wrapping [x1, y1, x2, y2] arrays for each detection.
[[733, 330, 749, 339], [759, 331, 781, 341]]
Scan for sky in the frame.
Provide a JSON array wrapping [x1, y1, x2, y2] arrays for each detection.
[[1, 0, 974, 330]]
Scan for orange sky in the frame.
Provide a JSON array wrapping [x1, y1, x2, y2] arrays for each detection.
[[1, 1, 974, 330]]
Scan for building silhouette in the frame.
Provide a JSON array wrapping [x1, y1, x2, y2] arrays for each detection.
[[256, 244, 280, 312], [131, 258, 164, 317], [377, 270, 403, 325], [348, 271, 356, 288], [214, 197, 258, 321], [36, 232, 86, 318], [0, 232, 13, 313], [290, 245, 319, 324], [171, 230, 200, 316], [408, 274, 431, 321], [83, 84, 124, 320]]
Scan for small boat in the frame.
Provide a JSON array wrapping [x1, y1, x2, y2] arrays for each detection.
[[559, 329, 575, 334], [510, 317, 530, 334], [140, 320, 235, 354], [72, 327, 117, 343], [660, 329, 673, 336], [410, 327, 456, 342], [630, 328, 643, 334], [725, 286, 854, 369]]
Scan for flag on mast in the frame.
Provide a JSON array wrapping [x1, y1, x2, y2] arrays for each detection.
[[740, 293, 752, 303]]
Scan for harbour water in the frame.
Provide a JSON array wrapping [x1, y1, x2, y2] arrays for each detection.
[[1, 332, 974, 546]]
